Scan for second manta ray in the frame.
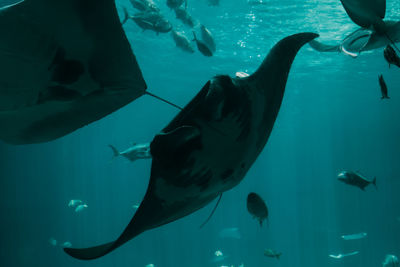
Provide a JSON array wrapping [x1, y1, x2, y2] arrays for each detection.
[[64, 32, 318, 260], [309, 0, 400, 57]]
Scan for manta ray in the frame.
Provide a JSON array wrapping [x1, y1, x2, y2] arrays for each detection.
[[64, 32, 318, 260], [309, 0, 400, 57], [0, 0, 147, 144]]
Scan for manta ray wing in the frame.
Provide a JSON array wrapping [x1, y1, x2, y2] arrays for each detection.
[[65, 32, 318, 261], [340, 0, 386, 29], [0, 0, 146, 144], [65, 124, 219, 260]]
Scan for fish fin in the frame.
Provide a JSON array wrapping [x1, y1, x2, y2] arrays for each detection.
[[308, 40, 340, 52], [108, 145, 120, 157], [199, 194, 222, 228], [192, 31, 197, 41], [64, 241, 116, 260], [372, 177, 377, 190], [150, 125, 201, 161], [276, 253, 282, 259]]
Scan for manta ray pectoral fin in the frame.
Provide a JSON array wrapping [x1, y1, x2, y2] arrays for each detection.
[[0, 0, 147, 144], [150, 125, 201, 161], [64, 241, 115, 260], [308, 40, 340, 52], [340, 0, 386, 29]]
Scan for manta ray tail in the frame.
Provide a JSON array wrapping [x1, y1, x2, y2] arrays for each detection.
[[64, 242, 115, 260], [199, 194, 222, 228]]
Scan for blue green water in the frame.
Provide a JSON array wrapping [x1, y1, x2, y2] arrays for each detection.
[[0, 0, 399, 266]]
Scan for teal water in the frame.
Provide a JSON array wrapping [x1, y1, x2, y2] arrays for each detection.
[[0, 0, 399, 266]]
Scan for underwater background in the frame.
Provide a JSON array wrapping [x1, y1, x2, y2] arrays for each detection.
[[0, 0, 399, 266]]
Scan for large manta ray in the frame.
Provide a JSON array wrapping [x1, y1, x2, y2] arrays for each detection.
[[310, 0, 400, 57], [0, 0, 146, 144], [64, 32, 318, 260]]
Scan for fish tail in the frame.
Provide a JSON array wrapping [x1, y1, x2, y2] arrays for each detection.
[[372, 177, 377, 190], [121, 6, 129, 25], [108, 145, 120, 158], [276, 253, 282, 260]]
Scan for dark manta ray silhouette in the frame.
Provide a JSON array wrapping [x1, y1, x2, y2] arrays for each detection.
[[309, 0, 400, 57], [0, 0, 146, 144], [64, 32, 318, 260]]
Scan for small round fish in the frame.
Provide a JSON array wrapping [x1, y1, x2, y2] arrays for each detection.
[[192, 31, 213, 57], [337, 170, 377, 191], [264, 249, 282, 259], [384, 45, 400, 68], [247, 192, 268, 226]]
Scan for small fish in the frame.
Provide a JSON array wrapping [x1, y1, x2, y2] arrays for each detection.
[[264, 249, 282, 259], [200, 25, 216, 52], [193, 32, 213, 57], [247, 192, 269, 226], [75, 204, 88, 213], [171, 30, 195, 53], [68, 199, 83, 208], [379, 74, 390, 99], [383, 254, 399, 267], [215, 250, 223, 257], [384, 45, 400, 68], [337, 170, 377, 191], [341, 232, 367, 240], [329, 251, 359, 259], [218, 227, 241, 239], [109, 143, 151, 162], [132, 204, 140, 210], [61, 241, 72, 248], [166, 0, 185, 9], [48, 237, 57, 246], [175, 7, 196, 28]]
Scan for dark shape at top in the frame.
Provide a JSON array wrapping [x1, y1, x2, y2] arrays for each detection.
[[0, 0, 147, 144]]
